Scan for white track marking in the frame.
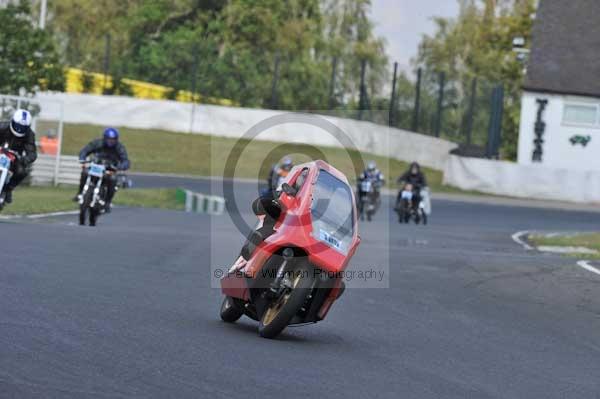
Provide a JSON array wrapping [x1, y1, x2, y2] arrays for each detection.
[[576, 260, 600, 276], [0, 210, 79, 220], [511, 230, 533, 250], [26, 210, 79, 219], [537, 246, 598, 255]]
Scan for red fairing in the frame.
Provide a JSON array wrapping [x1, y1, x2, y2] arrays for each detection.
[[221, 160, 361, 318]]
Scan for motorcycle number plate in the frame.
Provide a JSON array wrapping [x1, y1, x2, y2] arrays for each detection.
[[88, 164, 106, 178], [401, 191, 413, 200], [361, 180, 372, 192], [0, 155, 9, 169], [319, 230, 341, 250]]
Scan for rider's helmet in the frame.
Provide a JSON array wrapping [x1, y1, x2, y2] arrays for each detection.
[[103, 127, 119, 148], [281, 156, 294, 172], [9, 109, 32, 138], [367, 160, 377, 172], [410, 162, 420, 175]]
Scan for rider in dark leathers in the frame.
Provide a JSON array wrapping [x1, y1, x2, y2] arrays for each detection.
[[0, 109, 37, 204], [75, 128, 130, 211], [397, 162, 427, 210]]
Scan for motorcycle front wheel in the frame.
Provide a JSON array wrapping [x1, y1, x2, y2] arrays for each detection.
[[258, 261, 314, 339], [220, 296, 244, 323], [79, 190, 93, 226]]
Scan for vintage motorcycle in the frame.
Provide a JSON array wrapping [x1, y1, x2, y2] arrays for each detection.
[[357, 177, 381, 222], [396, 183, 431, 225], [78, 159, 117, 226], [219, 160, 361, 339], [0, 144, 18, 212]]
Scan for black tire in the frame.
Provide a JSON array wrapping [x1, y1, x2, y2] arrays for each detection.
[[367, 211, 372, 222], [258, 261, 314, 339], [402, 202, 411, 224], [397, 206, 404, 224], [220, 296, 244, 323], [89, 208, 99, 227], [79, 190, 93, 226], [422, 211, 428, 225]]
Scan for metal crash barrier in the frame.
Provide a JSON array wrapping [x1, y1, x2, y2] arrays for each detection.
[[176, 188, 225, 215], [31, 154, 80, 186]]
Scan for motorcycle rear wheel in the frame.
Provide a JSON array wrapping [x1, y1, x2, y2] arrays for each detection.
[[258, 261, 314, 339]]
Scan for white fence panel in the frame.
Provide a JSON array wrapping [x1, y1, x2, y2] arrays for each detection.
[[35, 92, 458, 171], [31, 155, 80, 186], [443, 155, 600, 203]]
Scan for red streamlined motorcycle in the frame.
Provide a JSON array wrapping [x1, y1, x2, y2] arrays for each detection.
[[219, 160, 361, 338]]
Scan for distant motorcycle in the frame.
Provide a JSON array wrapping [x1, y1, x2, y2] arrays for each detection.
[[219, 160, 361, 339], [78, 159, 117, 226], [357, 178, 380, 222], [0, 144, 18, 212], [396, 184, 430, 225]]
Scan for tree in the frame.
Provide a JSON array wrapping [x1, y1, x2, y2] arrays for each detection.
[[46, 0, 389, 111], [0, 1, 64, 95], [415, 0, 536, 159]]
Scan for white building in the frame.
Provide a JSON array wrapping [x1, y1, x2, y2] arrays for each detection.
[[518, 0, 600, 172]]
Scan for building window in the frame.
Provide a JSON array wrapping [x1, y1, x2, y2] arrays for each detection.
[[562, 103, 599, 126]]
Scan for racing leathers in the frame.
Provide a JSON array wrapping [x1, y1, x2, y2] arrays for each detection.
[[77, 139, 130, 208]]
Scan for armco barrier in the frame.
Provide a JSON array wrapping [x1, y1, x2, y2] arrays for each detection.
[[443, 154, 600, 203], [175, 188, 226, 215], [31, 155, 80, 186]]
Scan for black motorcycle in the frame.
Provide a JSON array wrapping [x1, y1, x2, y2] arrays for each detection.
[[396, 183, 428, 225], [357, 178, 381, 222], [78, 159, 117, 226]]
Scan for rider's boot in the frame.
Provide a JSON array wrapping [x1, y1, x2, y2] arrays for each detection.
[[4, 189, 13, 204]]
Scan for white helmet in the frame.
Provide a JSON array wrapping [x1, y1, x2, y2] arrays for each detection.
[[10, 109, 32, 138]]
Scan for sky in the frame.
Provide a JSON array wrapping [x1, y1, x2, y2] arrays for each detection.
[[370, 0, 460, 74]]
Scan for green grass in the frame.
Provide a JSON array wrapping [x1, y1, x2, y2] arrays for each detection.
[[4, 186, 182, 216], [45, 122, 459, 192], [529, 233, 600, 259]]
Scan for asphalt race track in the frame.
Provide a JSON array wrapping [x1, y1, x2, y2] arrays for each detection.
[[2, 177, 600, 398]]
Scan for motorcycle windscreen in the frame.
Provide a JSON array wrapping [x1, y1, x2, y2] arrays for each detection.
[[310, 170, 355, 255]]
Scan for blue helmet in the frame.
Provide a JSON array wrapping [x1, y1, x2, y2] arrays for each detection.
[[103, 127, 119, 147]]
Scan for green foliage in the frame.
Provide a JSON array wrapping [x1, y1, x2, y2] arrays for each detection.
[[0, 0, 64, 95], [415, 0, 536, 159], [80, 72, 94, 93], [48, 0, 388, 110]]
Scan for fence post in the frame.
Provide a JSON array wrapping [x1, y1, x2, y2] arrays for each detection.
[[389, 62, 398, 127], [486, 85, 505, 158], [411, 68, 422, 132], [358, 59, 368, 120], [328, 57, 338, 110], [54, 102, 65, 186], [465, 77, 477, 145], [102, 33, 111, 93], [189, 45, 200, 133], [270, 52, 281, 110], [434, 71, 446, 138]]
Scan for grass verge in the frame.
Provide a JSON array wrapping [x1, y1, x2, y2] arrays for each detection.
[[529, 233, 600, 259], [39, 122, 469, 194], [3, 186, 183, 216]]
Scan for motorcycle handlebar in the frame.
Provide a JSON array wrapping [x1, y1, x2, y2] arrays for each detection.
[[80, 160, 119, 172]]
